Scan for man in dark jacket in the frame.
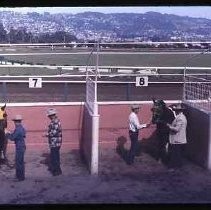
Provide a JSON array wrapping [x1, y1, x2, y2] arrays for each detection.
[[6, 114, 26, 181]]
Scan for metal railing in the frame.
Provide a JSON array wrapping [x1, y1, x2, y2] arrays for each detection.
[[183, 75, 211, 112]]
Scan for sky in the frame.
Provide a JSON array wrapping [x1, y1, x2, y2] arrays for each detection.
[[0, 6, 211, 19]]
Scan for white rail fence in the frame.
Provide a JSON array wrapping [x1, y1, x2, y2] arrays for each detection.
[[0, 41, 211, 47]]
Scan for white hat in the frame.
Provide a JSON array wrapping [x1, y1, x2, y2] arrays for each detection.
[[47, 108, 57, 116], [131, 104, 140, 110], [12, 114, 23, 121], [172, 104, 185, 110]]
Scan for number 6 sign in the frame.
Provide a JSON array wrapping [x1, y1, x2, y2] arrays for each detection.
[[29, 78, 42, 88], [136, 76, 148, 87]]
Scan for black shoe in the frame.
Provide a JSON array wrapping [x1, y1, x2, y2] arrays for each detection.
[[15, 178, 25, 182], [52, 171, 62, 176], [126, 159, 134, 165]]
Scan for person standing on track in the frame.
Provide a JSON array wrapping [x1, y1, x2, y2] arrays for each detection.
[[6, 114, 26, 181], [127, 104, 150, 165], [44, 108, 62, 176], [166, 104, 187, 171]]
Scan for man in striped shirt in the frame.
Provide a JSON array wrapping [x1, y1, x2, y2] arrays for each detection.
[[45, 108, 62, 176]]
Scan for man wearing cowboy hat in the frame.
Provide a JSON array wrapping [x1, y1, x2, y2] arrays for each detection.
[[166, 104, 187, 171], [127, 104, 150, 165], [44, 108, 62, 176], [6, 114, 26, 181]]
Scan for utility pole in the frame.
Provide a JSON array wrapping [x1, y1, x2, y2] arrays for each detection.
[[63, 35, 66, 48]]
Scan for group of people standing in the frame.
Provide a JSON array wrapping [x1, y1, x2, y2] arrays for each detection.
[[128, 101, 187, 171], [0, 100, 187, 181], [3, 107, 62, 182]]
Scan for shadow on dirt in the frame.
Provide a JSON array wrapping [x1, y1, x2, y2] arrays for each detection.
[[116, 131, 161, 164], [0, 158, 6, 165], [0, 157, 15, 169], [40, 153, 50, 166], [39, 149, 88, 171]]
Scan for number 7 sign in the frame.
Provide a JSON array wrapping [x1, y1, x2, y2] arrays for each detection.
[[136, 76, 148, 87], [29, 78, 42, 88]]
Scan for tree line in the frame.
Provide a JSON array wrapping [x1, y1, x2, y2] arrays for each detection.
[[0, 23, 78, 43]]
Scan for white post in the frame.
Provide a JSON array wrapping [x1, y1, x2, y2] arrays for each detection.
[[183, 66, 187, 101], [85, 45, 96, 80], [91, 113, 99, 175], [91, 40, 100, 175], [63, 35, 66, 48], [208, 113, 211, 170], [94, 40, 99, 114]]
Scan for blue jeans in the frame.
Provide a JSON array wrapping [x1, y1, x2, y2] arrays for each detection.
[[50, 147, 62, 175], [15, 147, 26, 180]]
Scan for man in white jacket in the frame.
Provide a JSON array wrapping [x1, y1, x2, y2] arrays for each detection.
[[127, 104, 150, 165], [166, 104, 187, 170]]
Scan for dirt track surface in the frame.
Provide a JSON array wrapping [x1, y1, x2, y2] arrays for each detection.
[[0, 146, 211, 204], [2, 83, 183, 102]]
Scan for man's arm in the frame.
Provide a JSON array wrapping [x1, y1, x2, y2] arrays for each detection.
[[167, 118, 183, 133], [134, 115, 147, 129], [7, 128, 19, 141]]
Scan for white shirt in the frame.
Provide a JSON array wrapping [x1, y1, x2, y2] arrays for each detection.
[[129, 112, 146, 132]]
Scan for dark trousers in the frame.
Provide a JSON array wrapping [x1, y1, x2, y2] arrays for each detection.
[[157, 131, 169, 163], [128, 131, 139, 164], [168, 144, 184, 168], [15, 148, 25, 180], [49, 147, 62, 175], [3, 138, 8, 160], [0, 129, 5, 157]]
